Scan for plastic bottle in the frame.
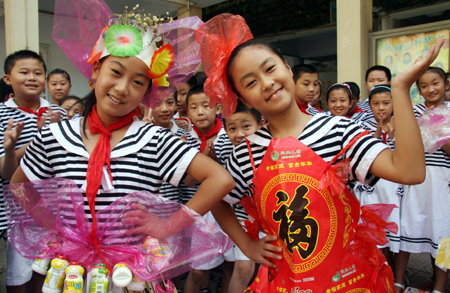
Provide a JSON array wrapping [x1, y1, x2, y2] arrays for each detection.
[[31, 258, 52, 275], [126, 274, 146, 291], [111, 263, 132, 288], [89, 263, 110, 293], [63, 262, 84, 293], [42, 255, 70, 293], [143, 237, 173, 271]]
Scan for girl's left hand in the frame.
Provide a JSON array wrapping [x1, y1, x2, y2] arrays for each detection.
[[122, 203, 165, 237], [374, 118, 383, 139], [387, 116, 395, 140]]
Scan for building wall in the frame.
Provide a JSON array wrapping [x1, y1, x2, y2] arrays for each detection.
[[0, 13, 91, 101]]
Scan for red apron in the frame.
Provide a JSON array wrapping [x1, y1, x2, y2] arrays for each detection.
[[244, 134, 394, 292]]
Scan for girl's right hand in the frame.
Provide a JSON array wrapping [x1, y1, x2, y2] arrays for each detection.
[[4, 119, 24, 155], [175, 118, 191, 132], [243, 234, 282, 268], [374, 117, 383, 139], [392, 36, 444, 88]]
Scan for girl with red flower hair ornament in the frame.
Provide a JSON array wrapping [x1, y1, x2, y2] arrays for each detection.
[[196, 13, 444, 292]]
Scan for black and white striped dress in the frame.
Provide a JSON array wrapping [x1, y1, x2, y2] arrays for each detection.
[[223, 114, 388, 205], [306, 104, 322, 116], [19, 117, 198, 244], [0, 98, 66, 232], [357, 99, 374, 120], [399, 102, 450, 257], [354, 118, 403, 253]]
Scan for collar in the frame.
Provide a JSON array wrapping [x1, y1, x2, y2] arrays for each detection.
[[5, 97, 50, 109]]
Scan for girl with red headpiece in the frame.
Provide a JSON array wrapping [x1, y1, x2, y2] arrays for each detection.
[[196, 13, 443, 292]]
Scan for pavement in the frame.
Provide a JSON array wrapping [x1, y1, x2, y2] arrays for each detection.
[[182, 252, 450, 292]]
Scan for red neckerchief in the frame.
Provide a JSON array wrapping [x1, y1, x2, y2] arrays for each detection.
[[86, 104, 141, 270], [346, 105, 364, 118], [18, 107, 48, 124], [296, 100, 309, 115], [193, 118, 223, 152], [381, 131, 388, 144]]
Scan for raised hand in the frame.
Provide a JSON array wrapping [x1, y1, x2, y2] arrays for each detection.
[[4, 119, 24, 155], [387, 116, 395, 140]]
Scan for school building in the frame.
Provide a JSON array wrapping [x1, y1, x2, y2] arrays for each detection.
[[1, 0, 449, 102]]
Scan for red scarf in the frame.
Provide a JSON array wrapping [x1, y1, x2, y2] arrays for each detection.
[[296, 100, 309, 115], [18, 107, 48, 124], [193, 118, 223, 152], [381, 131, 388, 144], [346, 105, 364, 118], [86, 104, 141, 270]]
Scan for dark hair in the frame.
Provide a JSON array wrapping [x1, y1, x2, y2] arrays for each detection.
[[186, 83, 205, 106], [344, 82, 360, 102], [368, 84, 391, 102], [175, 72, 207, 101], [223, 99, 262, 128], [226, 39, 285, 98], [4, 49, 47, 75], [80, 57, 152, 135], [59, 95, 81, 106], [48, 68, 71, 85], [415, 66, 446, 89], [0, 79, 14, 102], [365, 65, 391, 82], [326, 84, 352, 102], [292, 64, 318, 83], [446, 72, 450, 80]]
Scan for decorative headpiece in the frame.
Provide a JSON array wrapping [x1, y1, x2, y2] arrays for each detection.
[[195, 13, 253, 118], [52, 0, 203, 107], [326, 83, 353, 99]]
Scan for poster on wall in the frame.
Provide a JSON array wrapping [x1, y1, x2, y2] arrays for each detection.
[[376, 29, 449, 105]]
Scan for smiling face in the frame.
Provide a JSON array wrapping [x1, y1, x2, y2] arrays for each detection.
[[48, 73, 71, 103], [152, 95, 176, 127], [3, 58, 46, 102], [326, 89, 353, 116], [229, 46, 295, 117], [365, 70, 390, 93], [60, 98, 82, 120], [295, 72, 319, 104], [225, 112, 263, 146], [91, 56, 151, 125], [418, 71, 449, 107], [370, 92, 393, 124], [187, 92, 220, 135]]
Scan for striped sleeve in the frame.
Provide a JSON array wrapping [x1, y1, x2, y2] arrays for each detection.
[[0, 123, 4, 159], [155, 129, 198, 187], [20, 127, 54, 181]]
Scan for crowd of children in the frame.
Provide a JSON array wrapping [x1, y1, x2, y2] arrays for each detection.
[[0, 5, 449, 293]]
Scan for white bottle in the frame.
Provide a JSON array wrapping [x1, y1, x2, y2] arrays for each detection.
[[111, 263, 132, 288], [126, 274, 146, 291], [63, 262, 84, 293], [31, 258, 52, 275], [42, 255, 70, 293]]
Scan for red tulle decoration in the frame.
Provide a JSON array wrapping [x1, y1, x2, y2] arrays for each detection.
[[195, 13, 253, 119]]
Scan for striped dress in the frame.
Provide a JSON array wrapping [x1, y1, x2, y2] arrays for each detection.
[[354, 118, 403, 252], [399, 101, 450, 257], [223, 114, 388, 205]]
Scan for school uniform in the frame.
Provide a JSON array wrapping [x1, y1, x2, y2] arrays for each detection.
[[306, 104, 321, 116], [357, 100, 374, 120], [0, 98, 66, 286], [399, 102, 450, 257], [224, 114, 388, 205], [354, 118, 402, 252], [186, 127, 235, 268]]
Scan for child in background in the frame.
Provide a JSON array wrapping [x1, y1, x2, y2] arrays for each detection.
[[292, 64, 322, 116], [59, 95, 82, 119], [0, 49, 65, 293], [395, 67, 450, 293], [309, 80, 323, 110], [344, 81, 370, 122], [358, 65, 392, 119], [445, 72, 450, 101], [355, 84, 401, 269], [196, 13, 441, 292], [325, 83, 354, 117], [174, 72, 207, 132], [222, 99, 265, 293], [9, 12, 234, 293], [47, 68, 72, 105], [183, 84, 234, 293]]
